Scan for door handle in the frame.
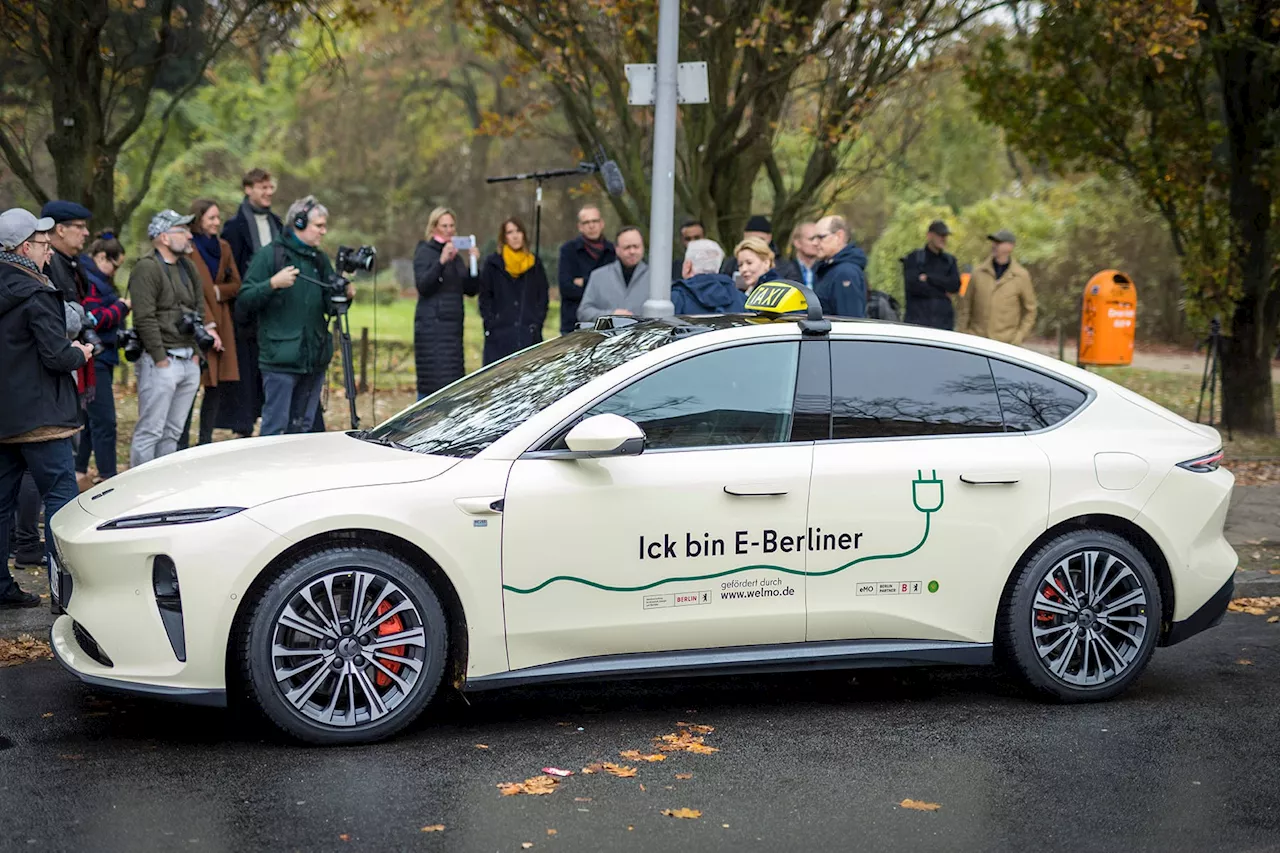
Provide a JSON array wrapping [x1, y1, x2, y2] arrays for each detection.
[[959, 472, 1020, 485], [455, 496, 504, 515], [724, 484, 789, 497]]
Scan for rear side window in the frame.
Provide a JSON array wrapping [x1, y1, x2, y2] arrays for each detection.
[[830, 341, 1004, 439], [989, 360, 1088, 431]]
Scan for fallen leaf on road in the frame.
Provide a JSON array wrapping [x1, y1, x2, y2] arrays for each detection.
[[542, 767, 574, 777], [581, 764, 603, 775], [678, 723, 715, 734], [1228, 597, 1280, 615], [474, 744, 489, 749], [656, 731, 719, 754], [522, 843, 533, 850], [420, 825, 445, 833], [1268, 616, 1279, 623], [1269, 570, 1280, 576], [675, 773, 693, 780], [662, 808, 702, 819], [900, 799, 941, 812], [498, 775, 560, 796], [620, 750, 666, 762], [547, 829, 557, 836], [574, 797, 592, 802], [0, 634, 53, 667], [339, 834, 350, 842], [639, 783, 646, 791], [1237, 659, 1253, 665], [602, 763, 638, 778], [41, 713, 53, 718]]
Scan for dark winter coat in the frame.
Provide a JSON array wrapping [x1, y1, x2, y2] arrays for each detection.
[[557, 235, 615, 334], [45, 249, 87, 305], [413, 238, 479, 397], [671, 273, 748, 316], [222, 203, 284, 279], [237, 232, 337, 375], [478, 252, 549, 365], [0, 261, 86, 441], [902, 245, 961, 330], [814, 244, 868, 318], [80, 256, 130, 366]]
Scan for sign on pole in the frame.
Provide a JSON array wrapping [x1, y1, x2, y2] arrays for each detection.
[[625, 62, 710, 106]]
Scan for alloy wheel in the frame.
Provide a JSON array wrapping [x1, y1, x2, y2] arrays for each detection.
[[1030, 549, 1149, 688], [270, 570, 428, 728]]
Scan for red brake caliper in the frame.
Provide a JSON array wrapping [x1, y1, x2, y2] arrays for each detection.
[[1037, 582, 1064, 623], [374, 600, 405, 688]]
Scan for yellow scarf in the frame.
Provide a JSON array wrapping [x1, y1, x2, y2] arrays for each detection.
[[503, 244, 536, 278]]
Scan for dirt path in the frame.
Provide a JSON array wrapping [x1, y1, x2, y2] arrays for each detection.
[[1024, 339, 1280, 382]]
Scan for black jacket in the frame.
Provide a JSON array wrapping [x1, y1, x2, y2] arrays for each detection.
[[479, 252, 549, 365], [557, 235, 615, 334], [413, 238, 479, 397], [902, 246, 961, 330], [222, 205, 284, 279], [0, 261, 86, 440], [45, 249, 87, 305]]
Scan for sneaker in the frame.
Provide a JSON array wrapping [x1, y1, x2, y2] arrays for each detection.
[[0, 585, 41, 609]]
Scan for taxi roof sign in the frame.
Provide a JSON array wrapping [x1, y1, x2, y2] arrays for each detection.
[[744, 279, 830, 335]]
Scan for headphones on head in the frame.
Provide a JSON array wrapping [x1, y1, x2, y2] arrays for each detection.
[[292, 198, 316, 232]]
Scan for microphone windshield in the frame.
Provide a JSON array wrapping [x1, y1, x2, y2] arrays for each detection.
[[601, 160, 626, 197]]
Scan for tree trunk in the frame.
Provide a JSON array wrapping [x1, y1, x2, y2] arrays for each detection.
[[1219, 305, 1276, 434]]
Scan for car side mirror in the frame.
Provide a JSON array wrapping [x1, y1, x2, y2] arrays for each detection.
[[562, 413, 645, 458]]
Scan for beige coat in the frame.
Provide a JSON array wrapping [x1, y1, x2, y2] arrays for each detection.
[[957, 257, 1037, 345]]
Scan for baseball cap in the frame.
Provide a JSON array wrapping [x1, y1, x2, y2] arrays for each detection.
[[40, 200, 93, 223], [745, 214, 772, 234], [927, 219, 951, 236], [0, 208, 55, 250], [148, 209, 195, 239], [987, 229, 1016, 244]]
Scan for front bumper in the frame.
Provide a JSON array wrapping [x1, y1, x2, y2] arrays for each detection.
[[1163, 576, 1233, 646], [51, 617, 227, 706]]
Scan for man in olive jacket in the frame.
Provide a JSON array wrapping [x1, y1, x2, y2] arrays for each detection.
[[957, 230, 1038, 346], [129, 210, 219, 467], [238, 196, 351, 436]]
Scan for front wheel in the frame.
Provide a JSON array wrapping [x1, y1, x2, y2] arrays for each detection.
[[240, 546, 448, 744], [1000, 530, 1161, 702]]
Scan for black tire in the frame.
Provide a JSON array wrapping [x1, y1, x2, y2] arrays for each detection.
[[999, 530, 1161, 702], [239, 546, 448, 744]]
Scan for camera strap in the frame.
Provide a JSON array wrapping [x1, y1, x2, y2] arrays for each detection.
[[153, 250, 198, 311]]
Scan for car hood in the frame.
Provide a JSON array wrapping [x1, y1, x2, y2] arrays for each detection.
[[78, 432, 461, 520]]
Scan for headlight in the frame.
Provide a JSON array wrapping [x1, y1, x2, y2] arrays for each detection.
[[96, 507, 246, 531]]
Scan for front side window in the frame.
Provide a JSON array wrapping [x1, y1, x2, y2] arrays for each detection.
[[830, 341, 1005, 439], [989, 359, 1088, 431], [580, 342, 800, 450]]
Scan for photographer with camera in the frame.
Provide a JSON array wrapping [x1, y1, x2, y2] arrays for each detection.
[[238, 195, 354, 436], [0, 208, 93, 608], [75, 232, 130, 483], [128, 210, 221, 466]]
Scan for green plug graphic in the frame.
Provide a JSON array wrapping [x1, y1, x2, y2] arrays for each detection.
[[912, 469, 945, 514]]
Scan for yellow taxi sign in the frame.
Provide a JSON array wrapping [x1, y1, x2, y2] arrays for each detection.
[[744, 281, 810, 316]]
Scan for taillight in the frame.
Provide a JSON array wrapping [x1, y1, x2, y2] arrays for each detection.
[[1177, 450, 1224, 473]]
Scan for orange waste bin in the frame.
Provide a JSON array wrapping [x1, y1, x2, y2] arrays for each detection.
[[1078, 270, 1136, 366]]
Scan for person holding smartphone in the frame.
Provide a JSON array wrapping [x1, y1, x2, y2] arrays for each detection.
[[412, 207, 479, 399]]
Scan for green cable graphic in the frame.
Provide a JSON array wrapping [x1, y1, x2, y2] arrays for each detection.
[[503, 470, 944, 595]]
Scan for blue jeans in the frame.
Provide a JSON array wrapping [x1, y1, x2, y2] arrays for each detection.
[[261, 371, 326, 436], [75, 360, 118, 477], [0, 439, 77, 597]]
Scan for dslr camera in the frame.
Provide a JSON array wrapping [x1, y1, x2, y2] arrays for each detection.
[[178, 311, 216, 353], [79, 312, 105, 358], [118, 328, 144, 363], [336, 245, 377, 275]]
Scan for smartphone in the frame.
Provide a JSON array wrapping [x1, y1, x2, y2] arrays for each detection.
[[451, 235, 475, 251]]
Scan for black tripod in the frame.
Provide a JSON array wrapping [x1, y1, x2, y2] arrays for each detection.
[[486, 164, 596, 259], [299, 273, 360, 430], [1196, 317, 1227, 436]]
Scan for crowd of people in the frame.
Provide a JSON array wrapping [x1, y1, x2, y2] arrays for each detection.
[[1, 172, 1037, 609]]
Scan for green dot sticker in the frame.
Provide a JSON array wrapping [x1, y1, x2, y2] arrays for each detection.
[[927, 580, 939, 594]]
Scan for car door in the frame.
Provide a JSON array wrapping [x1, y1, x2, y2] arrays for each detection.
[[501, 339, 818, 671], [804, 339, 1052, 645]]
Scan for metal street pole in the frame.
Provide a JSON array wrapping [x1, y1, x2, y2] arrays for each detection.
[[641, 0, 678, 318]]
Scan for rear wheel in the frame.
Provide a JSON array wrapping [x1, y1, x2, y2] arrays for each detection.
[[1000, 530, 1161, 702], [240, 546, 448, 744]]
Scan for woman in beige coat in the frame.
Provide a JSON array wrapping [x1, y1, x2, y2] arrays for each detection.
[[187, 198, 242, 445]]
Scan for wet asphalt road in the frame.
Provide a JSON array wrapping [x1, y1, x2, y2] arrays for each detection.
[[1, 613, 1277, 853]]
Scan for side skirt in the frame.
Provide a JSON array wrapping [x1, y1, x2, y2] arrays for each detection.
[[464, 639, 992, 692]]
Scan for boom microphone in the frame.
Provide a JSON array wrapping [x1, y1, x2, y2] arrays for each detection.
[[595, 144, 626, 197]]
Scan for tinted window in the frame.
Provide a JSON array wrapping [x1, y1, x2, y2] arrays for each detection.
[[830, 341, 1004, 439], [583, 342, 800, 449], [370, 324, 685, 457], [990, 359, 1087, 431]]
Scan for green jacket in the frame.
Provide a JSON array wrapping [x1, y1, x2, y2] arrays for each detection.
[[128, 253, 203, 363], [238, 232, 338, 375]]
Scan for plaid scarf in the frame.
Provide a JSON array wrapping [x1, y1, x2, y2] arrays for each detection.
[[0, 250, 42, 275]]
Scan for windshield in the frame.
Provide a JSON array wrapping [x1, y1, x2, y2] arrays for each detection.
[[368, 324, 689, 457]]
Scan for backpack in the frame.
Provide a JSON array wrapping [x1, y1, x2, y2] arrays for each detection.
[[867, 289, 900, 322]]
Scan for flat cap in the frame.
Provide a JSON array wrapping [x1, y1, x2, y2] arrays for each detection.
[[40, 200, 93, 222]]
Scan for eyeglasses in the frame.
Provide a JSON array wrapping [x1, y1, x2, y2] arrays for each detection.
[[814, 232, 834, 240], [29, 239, 52, 247], [62, 222, 90, 232]]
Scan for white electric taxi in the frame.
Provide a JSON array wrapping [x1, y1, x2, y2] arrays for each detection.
[[49, 282, 1237, 744]]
